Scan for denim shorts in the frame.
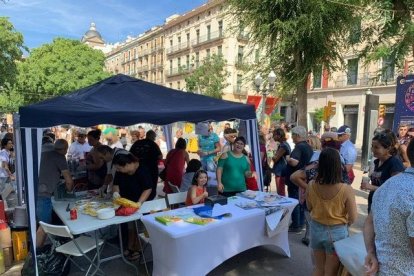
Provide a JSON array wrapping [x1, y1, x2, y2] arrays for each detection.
[[310, 219, 348, 254], [36, 196, 53, 224]]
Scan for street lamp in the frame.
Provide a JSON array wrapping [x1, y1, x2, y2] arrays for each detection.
[[255, 70, 276, 123]]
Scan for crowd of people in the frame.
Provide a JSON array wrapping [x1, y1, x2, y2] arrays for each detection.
[[31, 121, 413, 273]]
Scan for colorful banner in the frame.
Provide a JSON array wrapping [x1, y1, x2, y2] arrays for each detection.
[[393, 75, 414, 132], [246, 96, 280, 116]]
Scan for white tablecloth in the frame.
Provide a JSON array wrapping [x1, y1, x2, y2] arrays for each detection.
[[141, 196, 298, 276]]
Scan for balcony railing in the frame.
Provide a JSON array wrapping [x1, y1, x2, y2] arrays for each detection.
[[237, 32, 249, 41], [233, 86, 249, 95], [166, 42, 190, 55], [328, 72, 397, 89], [166, 66, 191, 77], [192, 31, 224, 47]]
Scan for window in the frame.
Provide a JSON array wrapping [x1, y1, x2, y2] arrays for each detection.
[[178, 57, 181, 68], [206, 49, 211, 58], [170, 39, 173, 47], [207, 25, 211, 40], [347, 58, 359, 85], [313, 65, 322, 88], [178, 36, 181, 45], [218, 45, 222, 56], [186, 55, 190, 69], [169, 60, 173, 74], [196, 29, 200, 43], [169, 82, 173, 88], [349, 19, 361, 44], [186, 33, 190, 46], [195, 52, 200, 68], [237, 46, 244, 64], [177, 81, 181, 90], [236, 74, 243, 94], [218, 20, 223, 36], [382, 55, 395, 82]]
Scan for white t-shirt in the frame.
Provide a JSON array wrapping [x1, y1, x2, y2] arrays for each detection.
[[0, 149, 10, 178], [68, 141, 92, 159], [109, 141, 124, 149]]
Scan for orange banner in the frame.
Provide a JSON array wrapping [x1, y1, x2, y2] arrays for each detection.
[[246, 96, 279, 115]]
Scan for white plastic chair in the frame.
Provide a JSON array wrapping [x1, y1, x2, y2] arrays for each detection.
[[39, 221, 104, 275], [166, 191, 187, 208], [168, 181, 180, 193], [140, 198, 168, 214]]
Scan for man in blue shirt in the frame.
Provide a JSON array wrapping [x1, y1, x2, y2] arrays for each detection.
[[337, 125, 357, 184]]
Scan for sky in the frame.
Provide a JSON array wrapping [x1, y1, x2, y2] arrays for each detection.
[[1, 0, 207, 50]]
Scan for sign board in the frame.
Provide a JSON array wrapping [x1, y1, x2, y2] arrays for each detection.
[[393, 75, 414, 132]]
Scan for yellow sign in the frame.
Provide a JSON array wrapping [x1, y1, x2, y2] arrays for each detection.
[[184, 123, 194, 134]]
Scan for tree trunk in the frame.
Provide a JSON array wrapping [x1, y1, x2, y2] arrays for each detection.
[[296, 81, 308, 128]]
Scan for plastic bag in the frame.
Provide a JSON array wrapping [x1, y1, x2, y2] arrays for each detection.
[[115, 206, 138, 216], [22, 239, 71, 276]]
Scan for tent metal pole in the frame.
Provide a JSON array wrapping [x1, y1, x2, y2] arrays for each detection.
[[12, 113, 24, 206]]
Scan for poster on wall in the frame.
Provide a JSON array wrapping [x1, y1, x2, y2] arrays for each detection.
[[393, 75, 414, 132]]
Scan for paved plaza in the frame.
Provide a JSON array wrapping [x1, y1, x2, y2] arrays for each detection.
[[5, 164, 368, 276]]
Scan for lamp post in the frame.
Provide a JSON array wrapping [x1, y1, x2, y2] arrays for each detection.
[[254, 71, 276, 124]]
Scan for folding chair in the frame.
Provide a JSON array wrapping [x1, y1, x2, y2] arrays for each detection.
[[168, 181, 180, 193], [39, 221, 104, 275], [166, 191, 187, 209], [137, 198, 169, 265]]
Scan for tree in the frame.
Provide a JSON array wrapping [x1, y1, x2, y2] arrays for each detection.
[[361, 0, 414, 71], [11, 38, 110, 106], [185, 54, 229, 99], [227, 0, 358, 127], [0, 17, 27, 88]]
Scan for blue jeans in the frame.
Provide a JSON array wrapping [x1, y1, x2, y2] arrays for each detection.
[[36, 196, 52, 224], [287, 183, 304, 228], [201, 158, 216, 172], [310, 220, 348, 254]]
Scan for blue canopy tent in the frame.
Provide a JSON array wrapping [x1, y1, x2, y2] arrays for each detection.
[[15, 74, 262, 274]]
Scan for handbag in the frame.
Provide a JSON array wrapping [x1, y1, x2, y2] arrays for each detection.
[[333, 233, 366, 276]]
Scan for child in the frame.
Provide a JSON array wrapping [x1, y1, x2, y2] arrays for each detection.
[[185, 170, 209, 206]]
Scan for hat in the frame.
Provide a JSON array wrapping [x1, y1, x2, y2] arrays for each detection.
[[103, 127, 117, 136], [321, 131, 338, 141], [337, 125, 351, 135]]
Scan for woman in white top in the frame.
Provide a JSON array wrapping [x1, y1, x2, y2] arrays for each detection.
[[0, 138, 14, 180]]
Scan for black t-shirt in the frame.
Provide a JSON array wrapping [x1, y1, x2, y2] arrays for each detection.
[[285, 141, 313, 185], [113, 165, 152, 202], [368, 155, 404, 211], [129, 139, 161, 174]]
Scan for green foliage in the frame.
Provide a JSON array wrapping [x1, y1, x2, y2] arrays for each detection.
[[313, 108, 324, 125], [0, 17, 27, 88], [185, 54, 229, 99], [226, 0, 358, 126], [11, 38, 111, 107], [270, 113, 284, 122], [361, 0, 414, 70]]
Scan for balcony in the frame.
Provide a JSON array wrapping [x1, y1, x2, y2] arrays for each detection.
[[328, 72, 397, 89], [166, 66, 191, 77], [233, 86, 249, 96], [237, 32, 249, 42], [192, 31, 224, 47], [166, 42, 190, 55], [235, 59, 250, 71]]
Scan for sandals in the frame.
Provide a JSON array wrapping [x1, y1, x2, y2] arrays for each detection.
[[124, 249, 141, 261]]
